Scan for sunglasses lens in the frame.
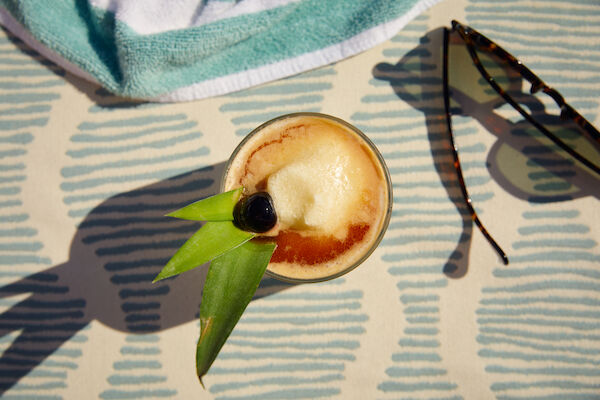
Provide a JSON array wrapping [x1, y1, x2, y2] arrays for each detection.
[[469, 40, 600, 188]]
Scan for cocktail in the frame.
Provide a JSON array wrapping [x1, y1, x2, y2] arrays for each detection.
[[153, 112, 392, 385]]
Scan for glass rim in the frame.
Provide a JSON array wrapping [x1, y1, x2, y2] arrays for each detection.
[[221, 112, 393, 284]]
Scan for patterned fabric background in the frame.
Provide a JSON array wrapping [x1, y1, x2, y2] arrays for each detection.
[[0, 0, 599, 399]]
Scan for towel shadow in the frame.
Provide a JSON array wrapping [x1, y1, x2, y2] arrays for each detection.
[[373, 27, 599, 278], [0, 164, 292, 395]]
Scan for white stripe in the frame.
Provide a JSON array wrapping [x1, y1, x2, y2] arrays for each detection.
[[154, 0, 442, 102], [89, 0, 302, 35]]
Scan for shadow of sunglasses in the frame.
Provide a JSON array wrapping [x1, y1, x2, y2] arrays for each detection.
[[442, 20, 600, 265]]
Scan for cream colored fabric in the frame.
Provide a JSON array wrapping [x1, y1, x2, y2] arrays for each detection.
[[0, 0, 599, 399]]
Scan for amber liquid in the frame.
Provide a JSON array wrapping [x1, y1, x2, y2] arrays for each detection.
[[223, 113, 391, 282]]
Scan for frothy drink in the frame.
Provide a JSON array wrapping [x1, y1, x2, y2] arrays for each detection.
[[223, 113, 392, 282]]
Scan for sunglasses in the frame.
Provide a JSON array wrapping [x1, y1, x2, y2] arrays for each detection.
[[442, 20, 600, 265]]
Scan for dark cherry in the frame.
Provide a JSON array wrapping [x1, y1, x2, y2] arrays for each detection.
[[233, 192, 277, 233]]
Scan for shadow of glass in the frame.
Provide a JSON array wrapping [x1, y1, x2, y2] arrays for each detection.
[[0, 163, 292, 394], [372, 27, 599, 278]]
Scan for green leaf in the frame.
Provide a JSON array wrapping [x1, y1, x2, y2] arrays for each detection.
[[196, 240, 276, 386], [166, 187, 243, 221], [152, 221, 254, 282]]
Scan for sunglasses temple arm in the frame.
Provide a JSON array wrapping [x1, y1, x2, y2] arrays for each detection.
[[442, 28, 509, 266]]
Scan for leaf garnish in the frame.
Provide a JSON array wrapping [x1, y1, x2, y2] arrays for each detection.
[[166, 187, 243, 221], [196, 240, 276, 385], [153, 221, 253, 282]]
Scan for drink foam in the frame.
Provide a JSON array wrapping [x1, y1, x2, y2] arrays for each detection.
[[224, 114, 390, 281]]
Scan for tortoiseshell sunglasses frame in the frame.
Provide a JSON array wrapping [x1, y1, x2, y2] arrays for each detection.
[[442, 20, 600, 265]]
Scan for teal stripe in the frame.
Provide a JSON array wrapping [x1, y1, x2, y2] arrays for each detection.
[[1, 104, 51, 115], [245, 302, 360, 314], [512, 238, 596, 249], [496, 393, 600, 400], [113, 360, 162, 370], [227, 339, 359, 350], [353, 109, 432, 120], [107, 374, 167, 385], [405, 306, 439, 314], [99, 389, 177, 399], [468, 13, 600, 30], [519, 224, 590, 235], [238, 313, 368, 325], [0, 79, 63, 89], [394, 192, 494, 205], [218, 350, 355, 361], [8, 381, 66, 391], [485, 365, 600, 376], [61, 147, 209, 178], [483, 280, 600, 293], [399, 338, 440, 348], [391, 176, 489, 190], [466, 4, 600, 16], [0, 92, 60, 104], [479, 348, 600, 366], [355, 119, 443, 134], [0, 186, 21, 195], [213, 387, 339, 400], [0, 148, 27, 158], [65, 131, 202, 158], [478, 334, 600, 356], [230, 326, 365, 338], [231, 108, 321, 125], [383, 250, 461, 262], [120, 346, 161, 356], [493, 266, 600, 279], [0, 133, 33, 145], [509, 251, 600, 263], [397, 279, 448, 290], [477, 306, 600, 319], [77, 114, 187, 130], [60, 165, 207, 192], [0, 241, 43, 251], [71, 121, 197, 143], [391, 352, 442, 362], [0, 68, 60, 77], [480, 295, 600, 307], [0, 162, 25, 171], [0, 227, 37, 237], [477, 317, 600, 331], [0, 213, 28, 223], [377, 381, 457, 392], [405, 327, 439, 335], [0, 199, 23, 208], [0, 117, 47, 130], [407, 316, 440, 324], [209, 374, 343, 394], [479, 326, 600, 342], [0, 254, 52, 266], [490, 379, 600, 392], [125, 335, 160, 343], [220, 94, 323, 111], [209, 362, 344, 374], [393, 207, 463, 217], [400, 294, 440, 304], [383, 233, 466, 246], [263, 290, 362, 301]]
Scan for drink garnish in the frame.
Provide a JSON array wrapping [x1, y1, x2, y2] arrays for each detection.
[[233, 192, 277, 233], [153, 187, 277, 386]]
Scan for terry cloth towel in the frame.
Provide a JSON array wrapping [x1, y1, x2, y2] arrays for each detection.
[[0, 0, 440, 102]]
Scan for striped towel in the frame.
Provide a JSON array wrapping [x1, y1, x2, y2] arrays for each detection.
[[0, 0, 440, 102]]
